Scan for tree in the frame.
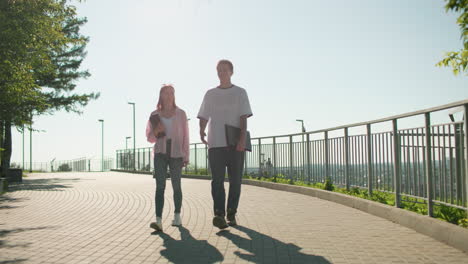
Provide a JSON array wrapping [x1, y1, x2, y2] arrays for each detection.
[[0, 0, 99, 176], [437, 0, 468, 75]]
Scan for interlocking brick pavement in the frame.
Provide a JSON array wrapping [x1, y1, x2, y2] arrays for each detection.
[[0, 172, 467, 263]]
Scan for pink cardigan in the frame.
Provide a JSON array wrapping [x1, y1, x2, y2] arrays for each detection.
[[145, 107, 190, 162]]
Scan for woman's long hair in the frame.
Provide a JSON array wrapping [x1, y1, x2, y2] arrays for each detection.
[[156, 84, 177, 111]]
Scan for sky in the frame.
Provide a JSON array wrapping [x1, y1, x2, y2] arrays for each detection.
[[10, 0, 468, 165]]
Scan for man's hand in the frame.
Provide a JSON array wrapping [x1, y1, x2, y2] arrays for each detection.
[[183, 160, 189, 167], [199, 118, 208, 145], [200, 130, 208, 145], [236, 137, 246, 152]]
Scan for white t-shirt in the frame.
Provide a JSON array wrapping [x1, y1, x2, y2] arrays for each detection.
[[197, 85, 253, 148], [160, 116, 174, 139]]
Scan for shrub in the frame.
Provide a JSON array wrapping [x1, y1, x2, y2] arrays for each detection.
[[323, 177, 334, 191], [458, 218, 468, 228], [58, 163, 72, 172], [435, 204, 466, 225]]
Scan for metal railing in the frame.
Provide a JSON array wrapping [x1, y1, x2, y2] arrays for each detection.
[[117, 100, 468, 215], [11, 157, 114, 172]]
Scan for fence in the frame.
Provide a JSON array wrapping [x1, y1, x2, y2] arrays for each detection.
[[12, 157, 114, 172], [116, 100, 468, 215]]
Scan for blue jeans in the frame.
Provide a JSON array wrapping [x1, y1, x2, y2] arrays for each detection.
[[154, 153, 183, 218], [209, 147, 245, 217]]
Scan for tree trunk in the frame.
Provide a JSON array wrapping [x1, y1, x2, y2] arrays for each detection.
[[0, 120, 4, 177], [1, 121, 12, 177]]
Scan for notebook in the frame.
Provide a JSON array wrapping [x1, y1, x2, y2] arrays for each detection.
[[225, 124, 252, 151], [149, 114, 166, 138]]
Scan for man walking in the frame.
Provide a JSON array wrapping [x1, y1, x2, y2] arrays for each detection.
[[198, 59, 253, 229]]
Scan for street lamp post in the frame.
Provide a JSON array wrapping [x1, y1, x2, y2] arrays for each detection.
[[22, 125, 24, 170], [128, 102, 136, 171], [296, 119, 306, 178], [98, 119, 104, 172], [29, 122, 32, 173], [125, 136, 131, 150]]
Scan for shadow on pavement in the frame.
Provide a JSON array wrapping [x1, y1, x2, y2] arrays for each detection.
[[7, 178, 83, 192], [152, 226, 223, 264], [217, 225, 331, 264], [0, 226, 55, 249], [0, 196, 28, 210], [0, 259, 28, 264], [0, 226, 56, 263]]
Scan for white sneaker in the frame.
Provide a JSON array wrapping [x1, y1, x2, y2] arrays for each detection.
[[150, 217, 163, 231], [172, 213, 182, 226]]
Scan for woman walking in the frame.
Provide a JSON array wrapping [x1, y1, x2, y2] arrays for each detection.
[[146, 84, 189, 232]]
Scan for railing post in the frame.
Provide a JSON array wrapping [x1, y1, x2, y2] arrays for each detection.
[[325, 131, 329, 179], [425, 113, 434, 216], [273, 137, 277, 177], [393, 119, 401, 208], [463, 104, 468, 214], [116, 152, 118, 170], [289, 135, 294, 180], [194, 144, 198, 174], [244, 151, 248, 176], [149, 148, 151, 172], [367, 124, 373, 196], [344, 127, 350, 191], [306, 133, 311, 183], [137, 149, 140, 171], [206, 144, 209, 175], [258, 138, 262, 176], [142, 150, 145, 171]]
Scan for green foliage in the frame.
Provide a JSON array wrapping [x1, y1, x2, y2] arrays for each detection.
[[436, 0, 468, 75], [58, 163, 71, 172], [401, 198, 427, 215], [458, 218, 468, 227], [323, 177, 334, 191], [370, 191, 394, 206], [434, 204, 466, 224], [0, 0, 99, 173], [185, 167, 209, 176]]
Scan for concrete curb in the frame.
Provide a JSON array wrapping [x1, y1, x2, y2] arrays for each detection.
[[111, 170, 468, 253], [112, 169, 213, 180], [242, 179, 468, 253]]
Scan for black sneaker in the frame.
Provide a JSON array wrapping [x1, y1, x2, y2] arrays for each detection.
[[212, 215, 228, 229], [226, 214, 237, 226], [227, 208, 237, 226], [227, 215, 237, 226]]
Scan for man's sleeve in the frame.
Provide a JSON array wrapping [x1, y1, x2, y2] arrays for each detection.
[[240, 89, 253, 117], [197, 93, 210, 120]]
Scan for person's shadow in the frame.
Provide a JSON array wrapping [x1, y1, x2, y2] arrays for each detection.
[[217, 225, 331, 264], [153, 226, 223, 264]]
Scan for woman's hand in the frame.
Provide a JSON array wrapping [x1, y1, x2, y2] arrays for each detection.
[[153, 123, 165, 137], [183, 160, 189, 167]]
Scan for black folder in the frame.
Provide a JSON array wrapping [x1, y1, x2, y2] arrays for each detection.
[[225, 124, 252, 151], [149, 114, 166, 138]]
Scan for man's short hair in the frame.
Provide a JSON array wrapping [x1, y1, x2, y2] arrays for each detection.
[[217, 59, 234, 72]]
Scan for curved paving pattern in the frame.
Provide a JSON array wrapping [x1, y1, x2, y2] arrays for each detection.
[[1, 172, 467, 264]]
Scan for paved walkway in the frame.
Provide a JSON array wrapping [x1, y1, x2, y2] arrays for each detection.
[[1, 172, 467, 264]]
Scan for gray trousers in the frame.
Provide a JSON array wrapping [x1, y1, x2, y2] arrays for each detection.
[[154, 152, 183, 218], [209, 147, 245, 217]]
